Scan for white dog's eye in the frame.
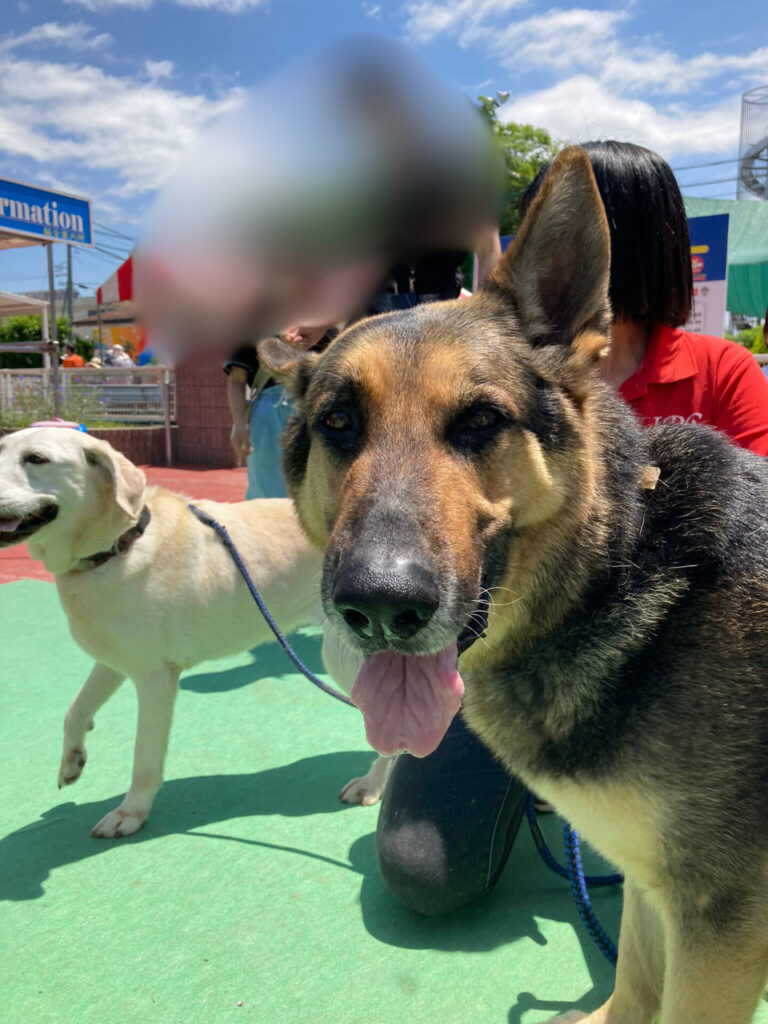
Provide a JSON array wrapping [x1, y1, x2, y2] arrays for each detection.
[[23, 452, 50, 466]]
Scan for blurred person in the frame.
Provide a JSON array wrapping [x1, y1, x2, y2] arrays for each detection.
[[61, 342, 84, 369], [136, 38, 504, 359], [374, 139, 768, 919], [106, 344, 134, 368], [366, 228, 501, 315], [225, 325, 336, 499]]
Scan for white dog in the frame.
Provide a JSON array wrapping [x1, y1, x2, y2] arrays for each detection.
[[0, 427, 388, 838]]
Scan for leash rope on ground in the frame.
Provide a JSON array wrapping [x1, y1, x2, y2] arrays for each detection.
[[525, 793, 622, 966], [190, 504, 622, 966]]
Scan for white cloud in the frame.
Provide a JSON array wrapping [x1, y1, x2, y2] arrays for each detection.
[[0, 55, 244, 200], [502, 74, 742, 157], [173, 0, 269, 9], [487, 8, 629, 70], [403, 0, 529, 46], [363, 2, 382, 18], [0, 21, 113, 52], [62, 0, 153, 9], [404, 3, 768, 160], [63, 0, 269, 10], [599, 45, 768, 96], [145, 58, 174, 80]]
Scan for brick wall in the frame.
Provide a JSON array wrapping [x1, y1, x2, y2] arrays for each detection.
[[89, 426, 172, 466], [173, 357, 236, 468]]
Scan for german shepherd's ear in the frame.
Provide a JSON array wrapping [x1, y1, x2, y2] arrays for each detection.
[[487, 146, 611, 363], [257, 337, 320, 399]]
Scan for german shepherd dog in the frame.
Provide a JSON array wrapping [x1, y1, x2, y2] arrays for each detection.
[[259, 148, 768, 1023]]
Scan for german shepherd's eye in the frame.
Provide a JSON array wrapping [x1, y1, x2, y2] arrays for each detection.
[[321, 410, 353, 432], [23, 452, 50, 466], [465, 408, 502, 430], [316, 405, 362, 454], [448, 404, 510, 454]]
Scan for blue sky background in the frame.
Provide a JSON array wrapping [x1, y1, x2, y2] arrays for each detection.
[[1, 0, 766, 296]]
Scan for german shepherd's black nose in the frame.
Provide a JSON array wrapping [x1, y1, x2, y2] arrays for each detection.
[[332, 559, 440, 641]]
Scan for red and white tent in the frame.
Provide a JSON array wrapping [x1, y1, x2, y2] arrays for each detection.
[[97, 253, 133, 305]]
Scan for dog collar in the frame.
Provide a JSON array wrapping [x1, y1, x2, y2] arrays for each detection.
[[77, 505, 151, 571], [456, 585, 490, 655]]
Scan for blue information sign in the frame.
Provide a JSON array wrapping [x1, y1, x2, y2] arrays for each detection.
[[685, 213, 729, 337], [0, 176, 92, 246], [687, 213, 729, 281]]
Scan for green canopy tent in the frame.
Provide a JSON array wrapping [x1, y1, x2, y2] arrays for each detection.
[[683, 197, 768, 318]]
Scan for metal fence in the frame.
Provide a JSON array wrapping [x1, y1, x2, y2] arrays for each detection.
[[0, 367, 176, 428]]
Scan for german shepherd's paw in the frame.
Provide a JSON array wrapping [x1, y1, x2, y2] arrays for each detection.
[[58, 745, 87, 787], [339, 773, 385, 806], [544, 1013, 589, 1023], [91, 806, 147, 839]]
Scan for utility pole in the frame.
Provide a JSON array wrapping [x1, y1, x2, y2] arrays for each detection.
[[66, 244, 74, 340], [46, 242, 61, 417]]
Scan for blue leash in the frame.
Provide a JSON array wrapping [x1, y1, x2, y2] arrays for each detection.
[[190, 503, 621, 965], [189, 504, 354, 707], [525, 794, 622, 965]]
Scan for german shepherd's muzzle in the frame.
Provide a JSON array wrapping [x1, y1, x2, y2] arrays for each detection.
[[260, 147, 613, 758], [262, 146, 768, 1024]]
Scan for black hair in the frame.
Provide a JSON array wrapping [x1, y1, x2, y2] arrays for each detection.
[[65, 341, 76, 351], [520, 140, 692, 328]]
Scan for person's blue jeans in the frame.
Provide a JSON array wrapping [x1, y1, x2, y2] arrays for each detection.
[[246, 386, 295, 500]]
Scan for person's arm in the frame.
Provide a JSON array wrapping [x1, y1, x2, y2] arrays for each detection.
[[711, 345, 768, 456], [473, 226, 502, 287], [226, 367, 252, 465]]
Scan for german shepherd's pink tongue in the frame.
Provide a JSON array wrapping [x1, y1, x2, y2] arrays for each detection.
[[0, 518, 22, 532], [350, 641, 463, 757]]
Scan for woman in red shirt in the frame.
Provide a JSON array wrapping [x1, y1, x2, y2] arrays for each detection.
[[374, 139, 768, 920], [563, 141, 768, 455]]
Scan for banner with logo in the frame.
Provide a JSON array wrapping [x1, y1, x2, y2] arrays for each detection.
[[685, 214, 729, 337], [0, 177, 92, 246]]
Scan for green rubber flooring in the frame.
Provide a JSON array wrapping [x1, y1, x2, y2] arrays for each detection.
[[2, 580, 764, 1024]]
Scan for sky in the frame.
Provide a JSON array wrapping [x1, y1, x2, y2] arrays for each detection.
[[1, 0, 766, 297]]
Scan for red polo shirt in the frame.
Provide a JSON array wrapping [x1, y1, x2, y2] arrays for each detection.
[[618, 325, 768, 456]]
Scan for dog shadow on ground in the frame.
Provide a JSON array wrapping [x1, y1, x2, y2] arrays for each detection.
[[0, 750, 371, 903], [351, 820, 620, 1021], [180, 631, 324, 694]]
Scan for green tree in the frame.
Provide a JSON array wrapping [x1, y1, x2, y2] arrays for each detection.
[[726, 325, 766, 353], [478, 95, 561, 237], [0, 316, 92, 369]]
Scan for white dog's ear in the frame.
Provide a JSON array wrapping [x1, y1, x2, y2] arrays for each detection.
[[85, 443, 146, 519]]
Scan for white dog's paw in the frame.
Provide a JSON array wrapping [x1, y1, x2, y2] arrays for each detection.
[[339, 774, 386, 806], [91, 806, 147, 839], [58, 746, 87, 787]]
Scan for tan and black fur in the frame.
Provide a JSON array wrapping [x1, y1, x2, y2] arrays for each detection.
[[259, 147, 768, 1023]]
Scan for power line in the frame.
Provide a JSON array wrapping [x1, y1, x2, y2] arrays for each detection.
[[682, 174, 751, 188], [94, 219, 135, 242], [94, 238, 132, 254], [93, 245, 129, 261], [83, 249, 125, 267], [671, 155, 742, 172], [94, 228, 132, 246]]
